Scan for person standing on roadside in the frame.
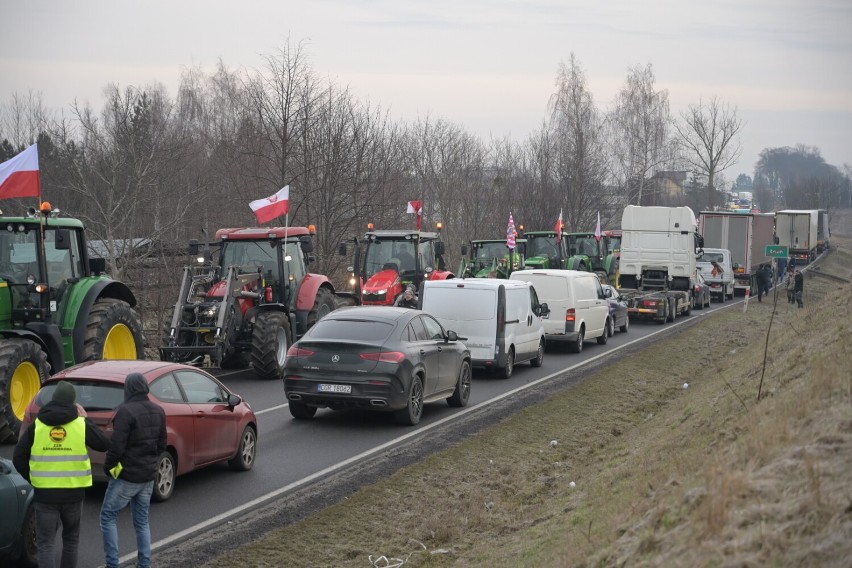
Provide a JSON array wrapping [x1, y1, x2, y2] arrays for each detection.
[[99, 373, 166, 568], [776, 256, 788, 284], [785, 267, 796, 304], [13, 381, 109, 568], [794, 269, 804, 308], [757, 263, 773, 302]]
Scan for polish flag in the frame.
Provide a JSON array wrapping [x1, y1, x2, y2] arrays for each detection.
[[555, 209, 564, 243], [249, 186, 290, 224], [0, 144, 41, 200], [594, 212, 602, 241], [407, 200, 423, 230]]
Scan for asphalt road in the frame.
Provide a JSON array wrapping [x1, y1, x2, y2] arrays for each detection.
[[1, 297, 745, 568]]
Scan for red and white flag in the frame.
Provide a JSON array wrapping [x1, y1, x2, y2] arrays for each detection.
[[407, 200, 423, 230], [555, 209, 564, 243], [0, 144, 41, 200], [249, 185, 289, 224], [507, 212, 517, 249], [594, 211, 602, 241]]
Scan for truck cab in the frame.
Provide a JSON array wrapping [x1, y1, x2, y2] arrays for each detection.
[[696, 247, 734, 301]]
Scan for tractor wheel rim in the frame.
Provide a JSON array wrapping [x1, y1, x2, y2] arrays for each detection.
[[276, 327, 288, 366], [11, 361, 41, 420], [103, 324, 137, 359]]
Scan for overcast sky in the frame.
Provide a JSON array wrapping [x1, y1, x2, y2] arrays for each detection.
[[2, 0, 850, 181]]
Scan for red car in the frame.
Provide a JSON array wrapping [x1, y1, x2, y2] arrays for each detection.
[[21, 360, 258, 502]]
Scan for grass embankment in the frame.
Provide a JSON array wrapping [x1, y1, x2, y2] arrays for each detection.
[[207, 241, 852, 567]]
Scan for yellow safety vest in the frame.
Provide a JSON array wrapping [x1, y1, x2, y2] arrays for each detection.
[[29, 417, 92, 489]]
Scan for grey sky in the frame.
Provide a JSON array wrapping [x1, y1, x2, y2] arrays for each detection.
[[2, 0, 850, 179]]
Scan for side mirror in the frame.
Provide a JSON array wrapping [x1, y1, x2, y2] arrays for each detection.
[[446, 330, 458, 342], [55, 229, 72, 250], [603, 287, 612, 298], [435, 241, 445, 256], [227, 393, 241, 408], [460, 244, 468, 256], [338, 242, 348, 256], [188, 239, 199, 256], [300, 236, 314, 254], [424, 266, 433, 274], [539, 302, 550, 316]]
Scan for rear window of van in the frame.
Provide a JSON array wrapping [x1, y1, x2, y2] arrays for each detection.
[[422, 287, 496, 320], [517, 276, 569, 302]]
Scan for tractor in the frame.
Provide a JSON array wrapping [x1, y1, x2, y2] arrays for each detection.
[[522, 230, 571, 270], [0, 202, 144, 442], [339, 223, 454, 305], [159, 226, 340, 379], [458, 239, 526, 279], [565, 232, 619, 285]]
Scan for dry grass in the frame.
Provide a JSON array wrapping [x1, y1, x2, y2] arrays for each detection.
[[201, 227, 852, 568]]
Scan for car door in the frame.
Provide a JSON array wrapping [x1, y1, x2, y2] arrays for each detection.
[[410, 316, 442, 395], [174, 370, 238, 466], [591, 277, 609, 336], [527, 285, 545, 357], [148, 373, 195, 471], [421, 314, 457, 392]]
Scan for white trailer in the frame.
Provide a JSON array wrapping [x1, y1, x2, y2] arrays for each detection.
[[775, 210, 819, 264], [698, 211, 775, 296]]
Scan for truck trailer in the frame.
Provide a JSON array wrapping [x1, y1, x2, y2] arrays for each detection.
[[618, 205, 701, 323], [775, 210, 819, 264], [698, 211, 775, 296]]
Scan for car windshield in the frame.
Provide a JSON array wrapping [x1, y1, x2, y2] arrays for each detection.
[[567, 235, 598, 257], [606, 237, 621, 255], [474, 242, 509, 261], [308, 318, 394, 341], [697, 252, 725, 263], [37, 381, 125, 412]]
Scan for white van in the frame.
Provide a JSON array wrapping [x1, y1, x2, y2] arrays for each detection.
[[696, 247, 734, 300], [510, 269, 609, 353], [420, 279, 549, 379]]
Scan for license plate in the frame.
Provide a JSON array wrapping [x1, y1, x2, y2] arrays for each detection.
[[318, 384, 351, 394]]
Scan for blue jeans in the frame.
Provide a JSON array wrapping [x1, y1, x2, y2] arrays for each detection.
[[99, 478, 154, 568]]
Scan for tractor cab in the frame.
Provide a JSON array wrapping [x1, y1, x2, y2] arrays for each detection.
[[459, 239, 526, 278], [340, 224, 454, 306], [604, 230, 622, 258], [522, 231, 570, 270], [565, 232, 619, 285]]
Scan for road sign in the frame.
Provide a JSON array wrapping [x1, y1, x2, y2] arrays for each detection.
[[765, 245, 789, 258]]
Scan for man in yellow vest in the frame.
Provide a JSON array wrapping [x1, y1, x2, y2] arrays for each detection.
[[13, 381, 109, 568]]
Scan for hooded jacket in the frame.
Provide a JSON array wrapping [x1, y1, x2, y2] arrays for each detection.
[[103, 373, 167, 484], [13, 399, 109, 503]]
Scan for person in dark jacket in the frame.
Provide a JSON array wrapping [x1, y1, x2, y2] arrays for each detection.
[[757, 263, 773, 302], [394, 284, 419, 308], [99, 373, 166, 568], [13, 381, 109, 568], [794, 269, 804, 308]]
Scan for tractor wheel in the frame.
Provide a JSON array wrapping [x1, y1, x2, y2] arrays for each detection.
[[0, 339, 50, 443], [307, 287, 336, 329], [251, 311, 292, 380], [82, 298, 145, 361]]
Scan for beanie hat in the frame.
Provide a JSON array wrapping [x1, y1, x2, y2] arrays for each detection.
[[52, 381, 76, 405]]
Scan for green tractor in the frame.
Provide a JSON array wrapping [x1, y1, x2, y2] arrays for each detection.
[[565, 232, 619, 285], [458, 239, 525, 279], [522, 230, 570, 269], [0, 203, 144, 442]]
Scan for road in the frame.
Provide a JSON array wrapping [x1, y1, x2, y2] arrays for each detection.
[[1, 298, 741, 568]]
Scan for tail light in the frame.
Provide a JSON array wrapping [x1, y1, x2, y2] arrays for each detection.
[[565, 308, 575, 322], [265, 286, 273, 302], [360, 351, 406, 363], [643, 300, 658, 307], [287, 346, 315, 358]]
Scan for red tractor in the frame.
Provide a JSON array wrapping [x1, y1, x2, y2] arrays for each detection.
[[338, 223, 454, 305], [160, 226, 339, 379]]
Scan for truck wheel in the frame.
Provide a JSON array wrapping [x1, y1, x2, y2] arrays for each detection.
[[82, 298, 145, 361], [307, 287, 336, 328], [684, 294, 692, 316], [667, 299, 676, 322], [251, 312, 292, 380], [657, 302, 668, 324], [0, 339, 50, 443]]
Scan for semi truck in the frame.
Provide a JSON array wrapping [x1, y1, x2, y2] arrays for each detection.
[[698, 211, 775, 296], [817, 209, 831, 253], [775, 210, 819, 265], [617, 205, 701, 324]]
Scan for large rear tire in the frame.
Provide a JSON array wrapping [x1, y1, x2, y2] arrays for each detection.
[[0, 339, 50, 443], [82, 298, 145, 361], [251, 312, 292, 380], [307, 287, 336, 329]]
